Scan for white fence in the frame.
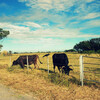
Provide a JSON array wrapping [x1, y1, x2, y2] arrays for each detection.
[[80, 55, 100, 86]]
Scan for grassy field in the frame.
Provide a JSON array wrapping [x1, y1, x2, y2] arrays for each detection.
[[0, 52, 100, 100]]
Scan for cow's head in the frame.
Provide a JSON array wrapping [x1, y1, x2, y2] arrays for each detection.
[[12, 60, 18, 66], [62, 66, 73, 75]]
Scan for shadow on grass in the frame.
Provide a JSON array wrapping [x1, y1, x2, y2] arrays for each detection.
[[68, 76, 80, 85], [39, 68, 54, 73], [83, 80, 100, 88]]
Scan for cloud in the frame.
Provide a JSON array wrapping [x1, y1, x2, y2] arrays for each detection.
[[83, 13, 100, 19], [0, 21, 100, 52], [23, 22, 41, 28], [74, 0, 99, 15], [86, 19, 100, 27], [0, 22, 30, 39], [0, 22, 100, 41], [0, 0, 99, 28], [18, 0, 76, 11], [18, 0, 95, 12]]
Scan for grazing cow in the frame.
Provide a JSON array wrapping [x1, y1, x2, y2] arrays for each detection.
[[12, 55, 42, 69], [52, 53, 72, 75]]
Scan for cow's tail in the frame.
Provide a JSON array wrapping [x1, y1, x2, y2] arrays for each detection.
[[38, 56, 43, 64]]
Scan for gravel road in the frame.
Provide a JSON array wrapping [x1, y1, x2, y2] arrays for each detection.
[[0, 84, 36, 100]]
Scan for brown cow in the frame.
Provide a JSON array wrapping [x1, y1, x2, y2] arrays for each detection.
[[12, 55, 42, 69]]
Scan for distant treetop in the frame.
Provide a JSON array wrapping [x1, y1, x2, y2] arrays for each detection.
[[73, 37, 100, 53], [0, 28, 10, 40]]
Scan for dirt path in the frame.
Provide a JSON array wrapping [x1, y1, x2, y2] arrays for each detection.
[[0, 84, 36, 100]]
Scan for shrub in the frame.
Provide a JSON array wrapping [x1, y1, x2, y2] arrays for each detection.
[[97, 50, 100, 54], [1, 50, 8, 56]]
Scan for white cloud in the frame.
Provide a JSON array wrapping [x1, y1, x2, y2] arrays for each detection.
[[0, 22, 100, 43], [18, 0, 95, 12], [86, 19, 100, 27], [15, 37, 63, 45], [83, 13, 100, 19], [0, 22, 100, 52], [0, 22, 30, 39], [18, 0, 76, 11], [23, 22, 41, 28]]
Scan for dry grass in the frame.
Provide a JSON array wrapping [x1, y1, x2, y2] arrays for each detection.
[[0, 52, 100, 100]]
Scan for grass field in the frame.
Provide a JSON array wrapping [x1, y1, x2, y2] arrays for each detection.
[[0, 52, 100, 100]]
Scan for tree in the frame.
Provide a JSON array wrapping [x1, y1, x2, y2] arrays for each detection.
[[8, 50, 12, 56], [90, 38, 100, 51], [73, 38, 100, 53], [1, 50, 8, 56], [64, 49, 76, 52], [0, 28, 10, 50]]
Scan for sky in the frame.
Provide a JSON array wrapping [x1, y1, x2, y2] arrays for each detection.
[[0, 0, 100, 52]]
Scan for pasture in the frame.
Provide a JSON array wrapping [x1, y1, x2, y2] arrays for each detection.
[[0, 52, 100, 100]]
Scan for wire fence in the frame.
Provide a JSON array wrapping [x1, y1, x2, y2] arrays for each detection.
[[80, 55, 100, 86], [0, 54, 100, 86], [0, 54, 80, 74]]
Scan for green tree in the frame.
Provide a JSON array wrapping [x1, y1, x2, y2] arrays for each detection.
[[90, 38, 100, 51], [0, 28, 10, 50], [73, 38, 100, 53], [64, 49, 76, 52]]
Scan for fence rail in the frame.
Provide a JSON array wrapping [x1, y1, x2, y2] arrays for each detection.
[[84, 79, 100, 83], [83, 56, 100, 59], [84, 63, 100, 66]]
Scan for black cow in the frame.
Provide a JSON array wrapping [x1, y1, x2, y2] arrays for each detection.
[[12, 55, 42, 69], [52, 53, 72, 75]]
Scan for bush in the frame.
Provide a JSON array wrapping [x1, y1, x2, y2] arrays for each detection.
[[85, 50, 95, 54], [1, 50, 8, 56], [79, 50, 96, 54], [97, 50, 100, 54]]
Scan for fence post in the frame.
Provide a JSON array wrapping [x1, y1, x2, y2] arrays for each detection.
[[9, 56, 12, 67], [80, 55, 84, 86], [27, 56, 29, 73], [47, 56, 49, 75]]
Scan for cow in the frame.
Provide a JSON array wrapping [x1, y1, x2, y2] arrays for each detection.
[[52, 53, 72, 75], [12, 55, 42, 69]]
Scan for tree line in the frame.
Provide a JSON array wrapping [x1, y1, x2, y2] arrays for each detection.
[[65, 38, 100, 53]]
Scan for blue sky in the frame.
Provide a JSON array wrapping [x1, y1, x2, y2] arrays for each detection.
[[0, 0, 100, 52]]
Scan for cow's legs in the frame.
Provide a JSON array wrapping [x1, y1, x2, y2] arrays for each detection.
[[34, 64, 36, 69], [29, 66, 32, 70], [37, 63, 39, 69], [19, 60, 25, 68], [20, 63, 24, 69], [53, 65, 56, 72], [57, 66, 61, 72]]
